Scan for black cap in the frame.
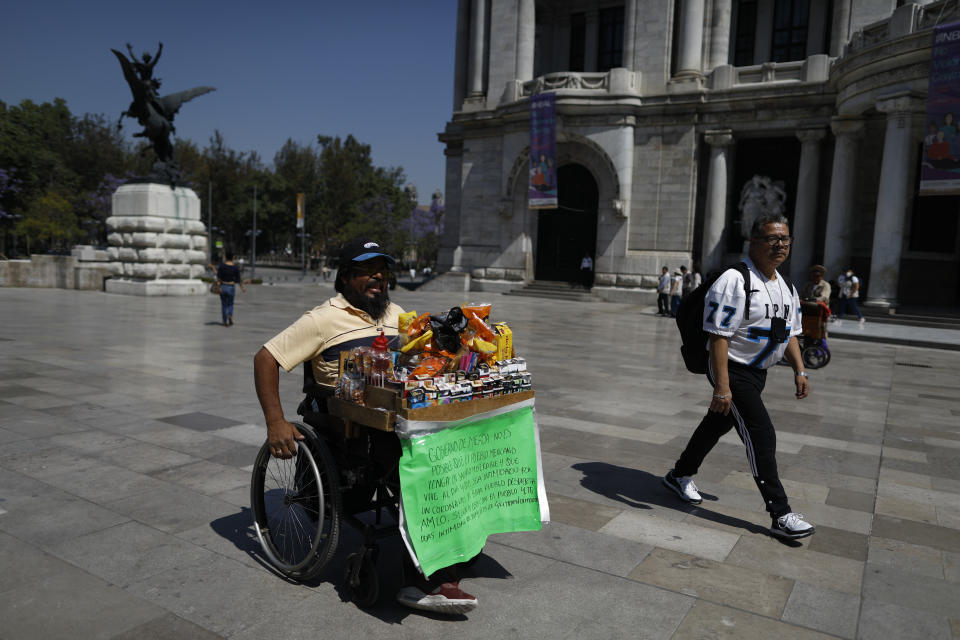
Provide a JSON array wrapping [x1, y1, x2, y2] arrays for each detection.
[[337, 238, 396, 265]]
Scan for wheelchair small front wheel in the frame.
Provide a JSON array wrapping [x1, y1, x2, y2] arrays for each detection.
[[343, 551, 380, 608], [802, 344, 831, 369], [250, 426, 342, 580]]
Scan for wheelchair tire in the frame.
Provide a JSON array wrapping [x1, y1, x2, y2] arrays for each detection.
[[251, 423, 342, 580], [343, 551, 380, 608], [802, 344, 831, 369]]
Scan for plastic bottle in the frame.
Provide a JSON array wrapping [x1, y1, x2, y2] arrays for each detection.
[[370, 330, 392, 388], [337, 359, 365, 404]]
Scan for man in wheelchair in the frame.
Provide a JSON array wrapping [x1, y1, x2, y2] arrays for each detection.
[[253, 237, 479, 614]]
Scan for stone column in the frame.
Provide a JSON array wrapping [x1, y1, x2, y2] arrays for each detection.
[[676, 0, 706, 77], [622, 0, 637, 69], [822, 118, 864, 279], [866, 93, 925, 308], [702, 130, 734, 272], [453, 0, 471, 110], [789, 128, 826, 284], [708, 0, 732, 70], [830, 0, 852, 57], [517, 0, 535, 81], [468, 0, 487, 97]]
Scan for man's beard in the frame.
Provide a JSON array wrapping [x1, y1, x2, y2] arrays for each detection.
[[344, 281, 390, 321]]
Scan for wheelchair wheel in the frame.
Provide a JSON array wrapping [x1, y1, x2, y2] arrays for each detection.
[[251, 425, 341, 580], [802, 344, 831, 369], [343, 551, 380, 608]]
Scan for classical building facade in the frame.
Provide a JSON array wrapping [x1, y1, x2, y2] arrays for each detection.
[[439, 0, 960, 308]]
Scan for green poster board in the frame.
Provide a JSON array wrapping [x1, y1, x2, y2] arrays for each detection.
[[398, 404, 544, 576]]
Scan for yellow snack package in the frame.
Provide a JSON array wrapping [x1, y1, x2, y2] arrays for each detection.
[[400, 329, 434, 354], [398, 310, 418, 333], [470, 337, 497, 355]]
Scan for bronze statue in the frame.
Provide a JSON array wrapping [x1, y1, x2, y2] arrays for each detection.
[[113, 42, 215, 186]]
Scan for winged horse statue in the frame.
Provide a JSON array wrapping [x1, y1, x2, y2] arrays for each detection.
[[113, 43, 215, 186]]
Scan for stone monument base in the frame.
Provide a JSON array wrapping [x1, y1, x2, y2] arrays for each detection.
[[105, 183, 209, 296], [106, 277, 208, 296]]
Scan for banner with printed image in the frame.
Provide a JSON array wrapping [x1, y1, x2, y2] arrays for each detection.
[[529, 93, 558, 209], [920, 21, 960, 195]]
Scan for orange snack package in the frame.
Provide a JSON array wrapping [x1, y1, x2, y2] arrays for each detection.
[[410, 356, 449, 378], [462, 307, 496, 342], [461, 303, 492, 321]]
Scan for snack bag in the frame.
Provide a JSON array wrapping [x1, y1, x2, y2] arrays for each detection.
[[462, 307, 496, 342], [461, 302, 492, 321], [410, 355, 449, 378], [401, 329, 433, 354], [397, 310, 418, 347]]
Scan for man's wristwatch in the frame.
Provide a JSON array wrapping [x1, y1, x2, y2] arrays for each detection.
[[795, 371, 809, 378]]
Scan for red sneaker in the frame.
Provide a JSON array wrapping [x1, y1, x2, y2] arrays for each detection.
[[396, 581, 477, 615]]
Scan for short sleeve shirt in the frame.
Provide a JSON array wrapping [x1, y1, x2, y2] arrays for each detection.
[[263, 294, 404, 385], [217, 263, 241, 283], [702, 258, 801, 370]]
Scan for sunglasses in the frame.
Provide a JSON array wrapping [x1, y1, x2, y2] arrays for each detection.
[[351, 261, 390, 276]]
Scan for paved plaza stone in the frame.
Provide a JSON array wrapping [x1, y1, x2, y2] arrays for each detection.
[[1, 280, 959, 640]]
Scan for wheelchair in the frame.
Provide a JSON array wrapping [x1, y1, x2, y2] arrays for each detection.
[[798, 300, 831, 369], [249, 366, 403, 607]]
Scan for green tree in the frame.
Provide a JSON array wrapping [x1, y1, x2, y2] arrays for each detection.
[[16, 191, 79, 253], [0, 99, 78, 215], [313, 134, 413, 257]]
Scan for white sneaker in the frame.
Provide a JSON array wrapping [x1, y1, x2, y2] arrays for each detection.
[[396, 582, 477, 615], [770, 512, 815, 539], [663, 472, 702, 504], [858, 317, 865, 326]]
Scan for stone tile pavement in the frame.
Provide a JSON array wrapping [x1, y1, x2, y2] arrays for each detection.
[[0, 282, 959, 639]]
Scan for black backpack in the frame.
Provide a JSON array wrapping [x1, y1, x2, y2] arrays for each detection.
[[675, 262, 791, 374]]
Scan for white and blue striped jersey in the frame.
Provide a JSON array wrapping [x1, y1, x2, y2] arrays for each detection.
[[702, 257, 801, 370]]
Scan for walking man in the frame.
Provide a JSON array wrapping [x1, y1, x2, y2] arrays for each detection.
[[663, 213, 815, 540]]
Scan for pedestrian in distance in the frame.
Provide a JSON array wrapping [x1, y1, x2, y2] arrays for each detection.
[[215, 250, 246, 326], [669, 269, 683, 317], [801, 265, 831, 304], [680, 265, 693, 296], [657, 266, 671, 316], [663, 213, 816, 540], [579, 252, 594, 289], [836, 267, 865, 325]]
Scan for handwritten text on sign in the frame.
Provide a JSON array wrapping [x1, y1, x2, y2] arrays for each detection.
[[398, 405, 542, 576]]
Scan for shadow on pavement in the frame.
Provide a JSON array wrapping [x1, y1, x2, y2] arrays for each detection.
[[571, 461, 771, 537], [209, 507, 510, 622]]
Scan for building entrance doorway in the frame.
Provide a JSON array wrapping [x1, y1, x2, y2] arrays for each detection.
[[535, 164, 598, 282]]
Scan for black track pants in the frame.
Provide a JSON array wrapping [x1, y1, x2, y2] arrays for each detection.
[[673, 361, 791, 518]]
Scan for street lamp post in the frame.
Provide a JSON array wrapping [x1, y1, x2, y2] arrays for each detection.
[[207, 181, 214, 264], [251, 184, 257, 279]]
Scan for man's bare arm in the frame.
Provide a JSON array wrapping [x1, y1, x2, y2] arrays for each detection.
[[708, 335, 732, 415], [253, 347, 303, 458], [783, 337, 810, 399]]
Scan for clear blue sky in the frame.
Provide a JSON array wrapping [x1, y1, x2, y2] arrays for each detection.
[[0, 0, 457, 204]]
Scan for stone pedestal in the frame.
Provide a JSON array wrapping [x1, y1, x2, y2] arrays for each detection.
[[105, 183, 208, 296]]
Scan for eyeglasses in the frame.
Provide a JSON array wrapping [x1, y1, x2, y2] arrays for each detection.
[[755, 235, 793, 246], [351, 261, 390, 276]]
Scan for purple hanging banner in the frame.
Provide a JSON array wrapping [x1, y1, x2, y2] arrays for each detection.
[[529, 93, 558, 209], [920, 21, 960, 195]]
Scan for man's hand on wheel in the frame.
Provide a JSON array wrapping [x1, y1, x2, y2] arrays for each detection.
[[267, 419, 304, 459]]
